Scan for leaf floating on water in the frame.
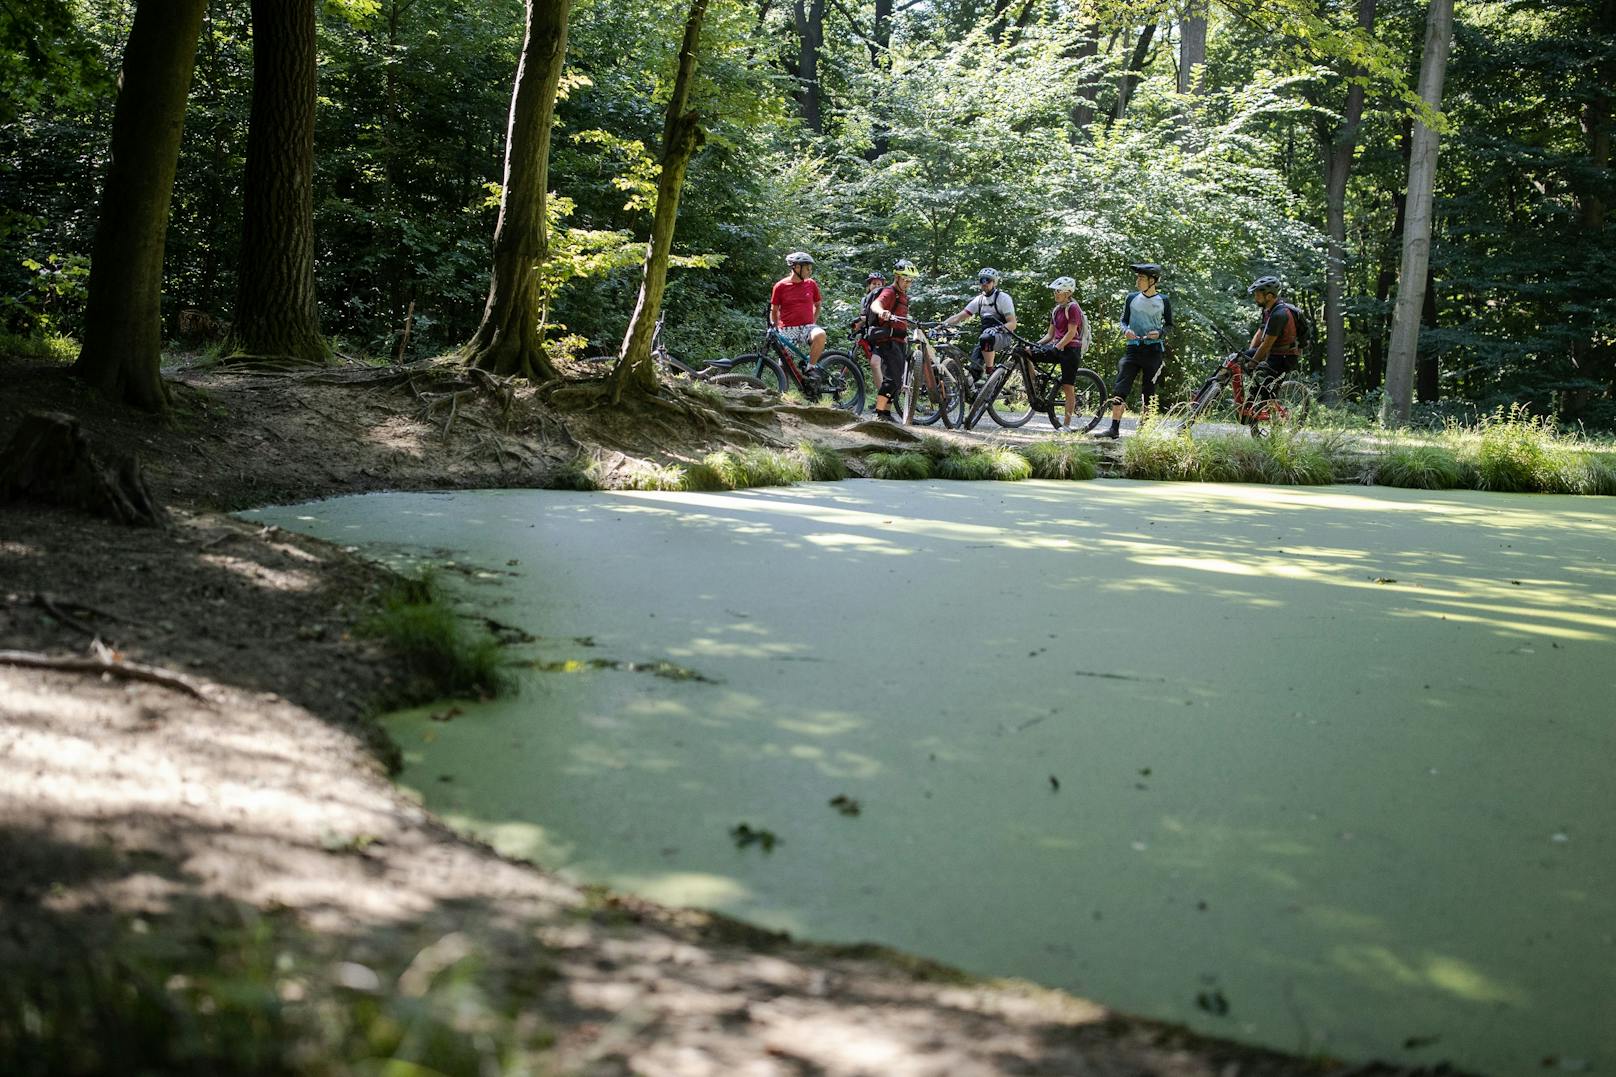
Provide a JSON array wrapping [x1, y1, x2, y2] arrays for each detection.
[[829, 794, 861, 817], [1048, 774, 1060, 792], [1372, 576, 1397, 584], [1403, 1034, 1442, 1050], [730, 823, 779, 852], [1194, 988, 1229, 1016]]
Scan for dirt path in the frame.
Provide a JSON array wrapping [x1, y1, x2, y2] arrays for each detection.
[[1, 357, 1451, 1075]]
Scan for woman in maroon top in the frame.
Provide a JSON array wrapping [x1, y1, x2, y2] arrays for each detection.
[[867, 259, 916, 422], [1036, 276, 1089, 430]]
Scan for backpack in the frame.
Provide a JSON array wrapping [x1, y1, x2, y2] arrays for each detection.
[[1075, 302, 1092, 356], [1281, 301, 1311, 350]]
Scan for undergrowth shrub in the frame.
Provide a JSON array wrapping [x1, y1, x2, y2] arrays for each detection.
[[934, 449, 995, 480], [1018, 437, 1099, 480], [1473, 405, 1558, 492], [1251, 427, 1336, 485], [1120, 421, 1200, 480], [795, 440, 848, 481], [865, 451, 933, 480], [548, 455, 604, 491], [621, 461, 686, 491], [361, 571, 507, 700], [694, 448, 809, 490], [0, 331, 76, 363], [1373, 443, 1464, 489]]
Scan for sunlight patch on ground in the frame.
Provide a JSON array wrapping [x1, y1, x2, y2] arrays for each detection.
[[606, 871, 755, 911]]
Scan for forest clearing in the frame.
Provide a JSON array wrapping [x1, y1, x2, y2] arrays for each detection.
[[3, 0, 1614, 1073]]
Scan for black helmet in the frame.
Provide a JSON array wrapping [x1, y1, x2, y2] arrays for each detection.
[[1128, 262, 1162, 280], [1247, 275, 1282, 296], [866, 270, 886, 283]]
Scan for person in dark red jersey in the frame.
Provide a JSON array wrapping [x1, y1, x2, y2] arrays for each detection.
[[867, 259, 917, 423], [770, 251, 827, 367]]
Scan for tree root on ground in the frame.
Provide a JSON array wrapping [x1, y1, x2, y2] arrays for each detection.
[[0, 412, 167, 527], [0, 640, 210, 701]]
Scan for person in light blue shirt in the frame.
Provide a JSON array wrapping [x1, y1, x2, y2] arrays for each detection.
[[1095, 261, 1173, 439]]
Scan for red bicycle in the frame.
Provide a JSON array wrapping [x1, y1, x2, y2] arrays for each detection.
[[1167, 352, 1314, 435]]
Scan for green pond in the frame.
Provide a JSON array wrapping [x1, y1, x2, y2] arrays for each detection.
[[247, 480, 1616, 1076]]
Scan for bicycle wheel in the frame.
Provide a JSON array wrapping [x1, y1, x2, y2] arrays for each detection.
[[1063, 369, 1108, 433], [1250, 379, 1314, 435], [908, 359, 953, 427], [942, 358, 969, 429], [897, 360, 916, 425], [813, 352, 865, 412], [964, 366, 1006, 431], [739, 353, 787, 395], [987, 361, 1035, 427]]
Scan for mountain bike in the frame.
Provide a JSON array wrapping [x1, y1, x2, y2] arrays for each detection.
[[650, 316, 766, 389], [735, 326, 866, 412], [888, 319, 966, 427], [1165, 352, 1314, 435], [962, 330, 1107, 432]]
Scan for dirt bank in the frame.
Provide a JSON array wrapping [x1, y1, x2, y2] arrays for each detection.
[[0, 357, 1455, 1075]]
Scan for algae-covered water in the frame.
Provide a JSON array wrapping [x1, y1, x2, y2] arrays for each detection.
[[248, 480, 1616, 1075]]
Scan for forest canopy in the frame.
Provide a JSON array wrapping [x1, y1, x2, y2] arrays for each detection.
[[3, 0, 1613, 426]]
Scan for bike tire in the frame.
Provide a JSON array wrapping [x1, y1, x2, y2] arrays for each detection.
[[897, 361, 915, 425], [987, 361, 1036, 428], [941, 359, 968, 429], [710, 372, 767, 390], [813, 351, 866, 413], [739, 353, 787, 395], [964, 366, 1006, 431], [909, 358, 950, 427], [1063, 369, 1108, 433], [1250, 379, 1314, 435]]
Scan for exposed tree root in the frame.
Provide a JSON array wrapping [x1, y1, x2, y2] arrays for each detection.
[[0, 641, 210, 701], [0, 412, 167, 526]]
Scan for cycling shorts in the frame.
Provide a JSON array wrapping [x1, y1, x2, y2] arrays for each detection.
[[1111, 344, 1165, 404], [778, 324, 823, 348]]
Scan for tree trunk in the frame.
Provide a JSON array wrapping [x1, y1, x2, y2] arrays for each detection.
[[1417, 262, 1439, 401], [864, 0, 893, 159], [1069, 22, 1101, 134], [73, 0, 209, 412], [792, 0, 824, 134], [0, 412, 166, 527], [1569, 0, 1613, 407], [610, 0, 709, 401], [1177, 1, 1206, 96], [1321, 0, 1375, 404], [1381, 0, 1453, 426], [1115, 22, 1156, 121], [226, 0, 330, 365], [463, 0, 571, 382]]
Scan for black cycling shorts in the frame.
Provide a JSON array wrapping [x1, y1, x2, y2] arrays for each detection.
[[1111, 344, 1165, 404], [875, 339, 907, 400], [1050, 346, 1083, 387]]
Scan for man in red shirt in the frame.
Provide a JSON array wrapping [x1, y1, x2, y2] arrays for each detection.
[[770, 251, 826, 366]]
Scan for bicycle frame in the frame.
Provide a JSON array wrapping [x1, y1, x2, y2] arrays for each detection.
[[1199, 354, 1295, 424], [760, 327, 816, 392]]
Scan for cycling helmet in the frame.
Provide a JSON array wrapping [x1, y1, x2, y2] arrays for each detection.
[[1247, 274, 1282, 296], [785, 251, 815, 266], [1128, 262, 1163, 279], [865, 270, 886, 284], [977, 267, 1000, 283], [1047, 276, 1077, 292], [893, 258, 917, 276]]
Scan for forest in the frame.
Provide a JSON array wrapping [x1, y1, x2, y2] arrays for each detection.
[[3, 0, 1612, 427]]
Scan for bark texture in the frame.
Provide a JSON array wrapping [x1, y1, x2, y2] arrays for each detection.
[[0, 413, 166, 527], [1382, 0, 1453, 425], [463, 0, 571, 382], [227, 0, 330, 365], [793, 0, 825, 134], [1321, 0, 1377, 403], [1177, 2, 1207, 96], [73, 0, 209, 412], [610, 0, 710, 401]]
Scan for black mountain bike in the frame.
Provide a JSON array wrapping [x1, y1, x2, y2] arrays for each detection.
[[735, 326, 866, 412], [962, 330, 1107, 432]]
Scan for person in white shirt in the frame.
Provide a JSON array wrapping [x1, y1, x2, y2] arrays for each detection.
[[942, 267, 1017, 383]]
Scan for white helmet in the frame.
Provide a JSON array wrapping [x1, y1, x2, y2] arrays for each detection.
[[785, 251, 815, 266], [1047, 276, 1077, 292]]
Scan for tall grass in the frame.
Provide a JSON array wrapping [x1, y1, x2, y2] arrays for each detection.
[[1372, 443, 1465, 490], [865, 451, 934, 480], [1121, 420, 1335, 485], [1018, 436, 1099, 480], [360, 571, 507, 700], [794, 440, 848, 481], [689, 447, 809, 490]]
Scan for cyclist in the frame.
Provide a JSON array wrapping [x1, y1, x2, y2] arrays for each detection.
[[1096, 261, 1172, 440], [1034, 276, 1089, 431], [851, 269, 887, 390], [770, 251, 827, 367], [1242, 275, 1301, 414], [942, 267, 1017, 384], [867, 259, 917, 423]]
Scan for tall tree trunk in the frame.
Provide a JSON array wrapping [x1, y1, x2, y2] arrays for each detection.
[[1417, 261, 1439, 401], [1177, 1, 1206, 96], [864, 0, 893, 159], [1321, 0, 1376, 404], [1068, 21, 1101, 134], [1569, 0, 1613, 409], [1115, 22, 1156, 121], [227, 0, 329, 365], [990, 0, 1010, 43], [73, 0, 209, 412], [792, 0, 824, 134], [610, 0, 709, 401], [463, 0, 571, 382], [1381, 0, 1453, 426]]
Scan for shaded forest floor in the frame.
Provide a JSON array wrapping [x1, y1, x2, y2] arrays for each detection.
[[1, 356, 1460, 1075]]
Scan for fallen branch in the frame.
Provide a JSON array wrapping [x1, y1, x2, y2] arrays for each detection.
[[0, 644, 211, 701]]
